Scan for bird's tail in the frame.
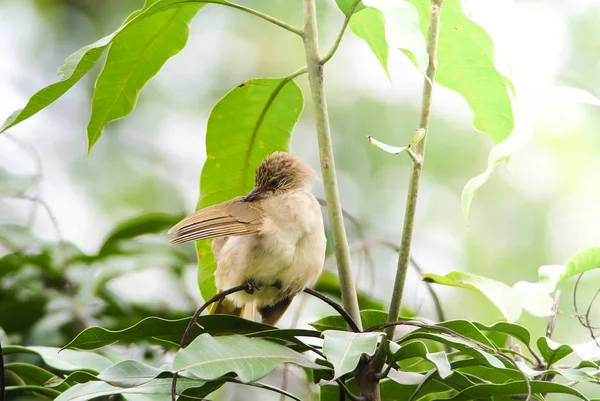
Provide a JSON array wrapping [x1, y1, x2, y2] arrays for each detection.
[[209, 293, 256, 321]]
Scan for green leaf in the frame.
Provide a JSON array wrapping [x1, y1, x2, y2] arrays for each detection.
[[399, 333, 504, 369], [335, 0, 366, 14], [348, 7, 389, 77], [320, 377, 449, 401], [313, 271, 387, 311], [322, 330, 381, 378], [194, 78, 304, 300], [473, 321, 531, 346], [564, 247, 600, 279], [173, 333, 325, 383], [0, 35, 113, 133], [387, 370, 426, 385], [97, 213, 184, 257], [437, 320, 496, 349], [446, 380, 589, 401], [86, 3, 202, 153], [515, 361, 599, 383], [461, 87, 600, 222], [423, 272, 521, 322], [536, 337, 574, 367], [64, 315, 277, 350], [310, 310, 388, 332], [54, 378, 208, 401], [0, 0, 196, 134], [45, 371, 98, 388], [3, 346, 112, 373], [97, 360, 165, 387], [426, 351, 452, 379], [405, 0, 514, 143], [6, 385, 61, 399], [5, 363, 70, 392]]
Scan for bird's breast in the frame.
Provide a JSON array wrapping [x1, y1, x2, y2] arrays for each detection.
[[214, 190, 326, 307]]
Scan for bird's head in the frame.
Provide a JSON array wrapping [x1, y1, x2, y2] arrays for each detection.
[[244, 152, 318, 201]]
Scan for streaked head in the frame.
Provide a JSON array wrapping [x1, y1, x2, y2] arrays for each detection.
[[244, 152, 318, 201]]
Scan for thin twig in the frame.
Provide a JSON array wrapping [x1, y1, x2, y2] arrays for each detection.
[[573, 273, 600, 347], [165, 0, 303, 35], [171, 283, 252, 401], [304, 288, 360, 333], [321, 0, 362, 65], [546, 291, 561, 339], [302, 0, 362, 330], [0, 195, 67, 268]]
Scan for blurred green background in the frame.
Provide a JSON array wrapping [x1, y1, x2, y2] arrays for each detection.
[[1, 0, 599, 399]]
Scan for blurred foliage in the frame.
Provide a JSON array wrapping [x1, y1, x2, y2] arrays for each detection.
[[1, 0, 600, 400]]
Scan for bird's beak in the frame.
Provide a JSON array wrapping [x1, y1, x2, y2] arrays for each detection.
[[244, 187, 263, 202]]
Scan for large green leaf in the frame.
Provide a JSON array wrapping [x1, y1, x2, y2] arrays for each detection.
[[97, 213, 184, 258], [97, 360, 166, 387], [0, 35, 113, 133], [194, 78, 304, 300], [424, 247, 600, 322], [425, 351, 452, 379], [6, 385, 61, 399], [54, 378, 208, 401], [473, 322, 531, 346], [462, 86, 600, 222], [310, 310, 389, 332], [5, 363, 70, 392], [3, 346, 112, 373], [86, 3, 202, 153], [64, 315, 277, 350], [348, 7, 389, 77], [0, 0, 206, 135], [399, 333, 505, 369], [423, 272, 521, 322], [534, 337, 600, 367], [173, 333, 325, 383], [322, 330, 381, 378], [405, 0, 513, 143], [446, 380, 589, 401], [564, 247, 600, 279], [320, 377, 450, 401]]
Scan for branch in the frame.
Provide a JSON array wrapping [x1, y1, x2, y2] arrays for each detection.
[[573, 273, 600, 347], [171, 283, 253, 401], [302, 0, 362, 330], [304, 288, 360, 333], [320, 0, 362, 65], [173, 1, 303, 35], [385, 0, 443, 339]]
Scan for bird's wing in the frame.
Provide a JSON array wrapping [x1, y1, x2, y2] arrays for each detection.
[[168, 196, 264, 244]]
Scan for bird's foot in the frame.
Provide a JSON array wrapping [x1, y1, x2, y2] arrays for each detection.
[[245, 279, 262, 294]]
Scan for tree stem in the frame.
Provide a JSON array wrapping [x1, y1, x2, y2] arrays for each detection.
[[385, 0, 444, 338], [302, 0, 362, 330]]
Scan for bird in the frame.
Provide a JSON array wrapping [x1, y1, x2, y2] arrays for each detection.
[[168, 152, 326, 325]]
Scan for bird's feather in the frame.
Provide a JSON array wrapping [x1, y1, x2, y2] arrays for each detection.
[[168, 196, 264, 244]]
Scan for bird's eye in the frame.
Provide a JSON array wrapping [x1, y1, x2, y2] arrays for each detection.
[[268, 178, 278, 188]]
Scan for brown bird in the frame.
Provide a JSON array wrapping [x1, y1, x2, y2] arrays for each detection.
[[168, 152, 326, 325]]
